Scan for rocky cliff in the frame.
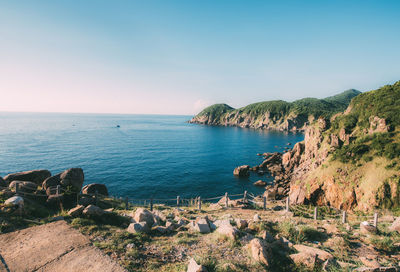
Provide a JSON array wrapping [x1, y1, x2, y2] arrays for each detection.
[[190, 89, 361, 131], [259, 81, 400, 211]]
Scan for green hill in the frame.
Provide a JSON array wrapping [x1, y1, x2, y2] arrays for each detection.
[[190, 89, 361, 131]]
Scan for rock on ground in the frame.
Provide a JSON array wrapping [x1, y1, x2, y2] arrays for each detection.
[[248, 238, 271, 267], [217, 224, 239, 239], [8, 180, 38, 193], [189, 218, 211, 234], [187, 257, 207, 272], [4, 169, 51, 185], [4, 196, 24, 207], [127, 222, 150, 234], [389, 217, 400, 233], [82, 183, 109, 196], [68, 205, 85, 217], [360, 221, 377, 234], [82, 205, 104, 217], [133, 208, 155, 227], [60, 168, 84, 192]]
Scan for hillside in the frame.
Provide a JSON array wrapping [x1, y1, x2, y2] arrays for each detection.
[[189, 89, 361, 131], [253, 81, 400, 211]]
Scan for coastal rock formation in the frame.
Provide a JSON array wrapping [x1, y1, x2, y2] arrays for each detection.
[[233, 165, 250, 177], [82, 183, 109, 196], [253, 180, 266, 186], [60, 168, 84, 192], [237, 81, 400, 211], [4, 170, 51, 186], [9, 180, 38, 193]]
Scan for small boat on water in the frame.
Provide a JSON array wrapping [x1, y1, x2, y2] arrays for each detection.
[[116, 125, 120, 128]]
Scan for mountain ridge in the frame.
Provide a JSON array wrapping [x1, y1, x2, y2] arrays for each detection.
[[190, 89, 361, 131]]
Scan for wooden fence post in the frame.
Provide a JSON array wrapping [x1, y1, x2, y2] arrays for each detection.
[[244, 191, 247, 202], [225, 192, 228, 208], [263, 196, 266, 210], [56, 185, 60, 195], [342, 211, 347, 224], [286, 196, 289, 212], [150, 198, 153, 211], [198, 196, 201, 211], [314, 207, 318, 220], [15, 183, 20, 195], [177, 196, 180, 207], [125, 197, 129, 209], [373, 212, 378, 228]]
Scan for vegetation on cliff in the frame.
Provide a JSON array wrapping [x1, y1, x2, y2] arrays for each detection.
[[190, 89, 361, 131], [286, 81, 400, 211]]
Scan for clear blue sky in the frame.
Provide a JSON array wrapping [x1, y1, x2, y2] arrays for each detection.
[[1, 0, 399, 115]]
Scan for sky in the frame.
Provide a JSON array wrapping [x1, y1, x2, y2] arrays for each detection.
[[1, 0, 400, 115]]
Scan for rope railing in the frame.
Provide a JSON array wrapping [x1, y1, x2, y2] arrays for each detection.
[[5, 184, 385, 228]]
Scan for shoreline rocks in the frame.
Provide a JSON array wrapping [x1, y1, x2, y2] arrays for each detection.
[[233, 165, 250, 177], [4, 170, 51, 186]]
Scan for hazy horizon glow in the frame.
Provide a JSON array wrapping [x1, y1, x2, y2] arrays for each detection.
[[1, 0, 400, 115]]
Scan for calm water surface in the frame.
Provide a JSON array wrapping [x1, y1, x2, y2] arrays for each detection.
[[0, 113, 304, 199]]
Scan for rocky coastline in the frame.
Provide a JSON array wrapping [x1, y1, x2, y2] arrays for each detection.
[[1, 167, 400, 271], [231, 81, 400, 213]]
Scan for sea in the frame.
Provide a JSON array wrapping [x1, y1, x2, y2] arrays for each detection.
[[0, 113, 304, 200]]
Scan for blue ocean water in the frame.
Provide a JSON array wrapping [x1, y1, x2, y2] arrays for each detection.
[[0, 113, 304, 199]]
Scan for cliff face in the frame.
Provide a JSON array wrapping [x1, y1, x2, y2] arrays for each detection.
[[276, 81, 400, 211], [190, 90, 361, 132]]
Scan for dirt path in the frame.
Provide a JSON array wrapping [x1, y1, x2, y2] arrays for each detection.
[[0, 220, 126, 272]]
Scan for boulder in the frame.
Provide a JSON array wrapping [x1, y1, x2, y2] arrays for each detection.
[[9, 180, 38, 193], [253, 214, 261, 222], [213, 219, 231, 228], [235, 219, 248, 229], [153, 226, 169, 234], [152, 210, 166, 224], [127, 222, 150, 234], [189, 218, 211, 234], [233, 165, 250, 177], [263, 186, 277, 200], [4, 170, 51, 185], [4, 196, 24, 207], [82, 205, 104, 217], [187, 257, 207, 272], [0, 177, 6, 187], [133, 208, 155, 227], [68, 205, 85, 217], [81, 183, 108, 196], [389, 217, 400, 233], [360, 221, 377, 234], [42, 174, 61, 190], [254, 180, 267, 186], [60, 168, 84, 192], [248, 238, 271, 267], [78, 195, 96, 206], [216, 224, 239, 239], [290, 245, 333, 268], [46, 194, 64, 206]]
